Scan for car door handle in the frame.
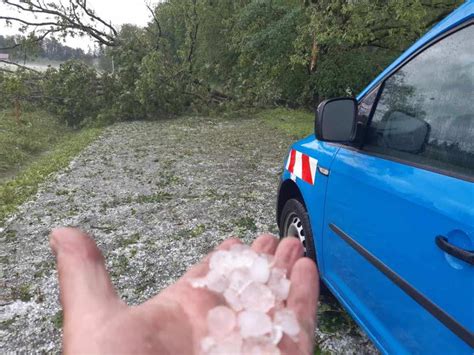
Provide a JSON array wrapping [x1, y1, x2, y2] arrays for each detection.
[[435, 236, 474, 265]]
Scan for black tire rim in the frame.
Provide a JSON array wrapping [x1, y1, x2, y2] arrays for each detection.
[[284, 212, 307, 254]]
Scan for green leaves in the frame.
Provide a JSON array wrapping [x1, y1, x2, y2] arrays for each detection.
[[128, 0, 463, 109], [41, 61, 101, 127]]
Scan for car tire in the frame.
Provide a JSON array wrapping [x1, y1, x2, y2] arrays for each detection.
[[279, 198, 330, 296], [279, 198, 317, 262]]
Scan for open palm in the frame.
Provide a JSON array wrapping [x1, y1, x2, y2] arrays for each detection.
[[50, 228, 319, 354]]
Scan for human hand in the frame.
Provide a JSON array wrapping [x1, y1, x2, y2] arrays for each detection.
[[50, 227, 319, 354]]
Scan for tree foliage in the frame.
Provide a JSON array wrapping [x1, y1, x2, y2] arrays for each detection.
[[42, 61, 99, 126], [1, 0, 464, 121]]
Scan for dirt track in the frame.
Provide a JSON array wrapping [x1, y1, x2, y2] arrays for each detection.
[[0, 116, 377, 353]]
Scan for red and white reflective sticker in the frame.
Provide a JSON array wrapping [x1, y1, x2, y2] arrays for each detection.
[[285, 149, 318, 185]]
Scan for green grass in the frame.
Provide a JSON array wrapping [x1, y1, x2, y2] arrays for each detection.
[[0, 110, 72, 177], [318, 300, 357, 334], [234, 216, 257, 234], [118, 232, 141, 248], [0, 120, 102, 226], [10, 284, 32, 302], [190, 224, 206, 238], [0, 317, 17, 330], [314, 347, 332, 355], [256, 107, 314, 139], [52, 310, 63, 329]]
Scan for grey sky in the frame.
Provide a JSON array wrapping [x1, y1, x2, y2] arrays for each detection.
[[0, 0, 154, 50]]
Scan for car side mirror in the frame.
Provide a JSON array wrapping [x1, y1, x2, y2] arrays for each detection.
[[382, 110, 430, 153], [315, 98, 357, 143]]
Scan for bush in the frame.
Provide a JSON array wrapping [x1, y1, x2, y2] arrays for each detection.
[[42, 61, 101, 127], [0, 70, 40, 114], [135, 51, 193, 117]]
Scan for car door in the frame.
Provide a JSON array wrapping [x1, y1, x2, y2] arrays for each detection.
[[321, 24, 474, 354]]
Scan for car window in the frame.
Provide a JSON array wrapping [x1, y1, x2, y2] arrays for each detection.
[[358, 86, 379, 126], [364, 24, 474, 178]]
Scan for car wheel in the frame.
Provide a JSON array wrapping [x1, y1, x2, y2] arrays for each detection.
[[279, 198, 317, 262], [279, 198, 331, 296]]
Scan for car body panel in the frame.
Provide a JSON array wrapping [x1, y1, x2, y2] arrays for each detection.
[[323, 147, 474, 354]]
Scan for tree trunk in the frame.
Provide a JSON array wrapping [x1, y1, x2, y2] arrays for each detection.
[[310, 36, 318, 72]]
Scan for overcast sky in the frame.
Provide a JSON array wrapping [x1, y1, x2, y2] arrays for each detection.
[[0, 0, 154, 50]]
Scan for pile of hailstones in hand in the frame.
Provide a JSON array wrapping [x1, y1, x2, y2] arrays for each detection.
[[190, 244, 300, 354]]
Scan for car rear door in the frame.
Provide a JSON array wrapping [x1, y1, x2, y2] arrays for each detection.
[[321, 24, 474, 354]]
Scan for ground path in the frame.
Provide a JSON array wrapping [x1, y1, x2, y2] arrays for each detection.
[[0, 116, 377, 353]]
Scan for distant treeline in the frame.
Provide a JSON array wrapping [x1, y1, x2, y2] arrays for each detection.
[[0, 35, 96, 62]]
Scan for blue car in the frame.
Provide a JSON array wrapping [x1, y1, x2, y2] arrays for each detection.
[[276, 2, 473, 354]]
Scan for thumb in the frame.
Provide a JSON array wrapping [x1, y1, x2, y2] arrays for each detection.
[[50, 228, 124, 325]]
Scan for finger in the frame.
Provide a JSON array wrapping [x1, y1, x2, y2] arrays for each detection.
[[181, 237, 242, 280], [251, 233, 279, 255], [273, 237, 304, 276], [287, 258, 319, 337], [50, 228, 123, 323], [278, 334, 306, 355]]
